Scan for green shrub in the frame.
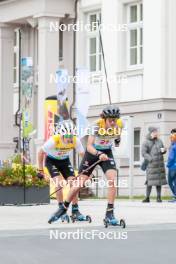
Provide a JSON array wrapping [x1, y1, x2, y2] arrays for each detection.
[[0, 163, 49, 188]]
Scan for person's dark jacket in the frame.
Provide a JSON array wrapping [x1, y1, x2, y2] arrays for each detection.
[[142, 134, 167, 186]]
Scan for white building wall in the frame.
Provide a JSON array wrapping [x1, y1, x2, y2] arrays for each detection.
[[0, 0, 176, 197], [164, 0, 176, 98], [143, 0, 165, 99], [79, 0, 176, 105], [79, 0, 145, 105], [0, 24, 15, 159]]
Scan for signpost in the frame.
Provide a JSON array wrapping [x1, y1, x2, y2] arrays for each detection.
[[21, 57, 34, 203]]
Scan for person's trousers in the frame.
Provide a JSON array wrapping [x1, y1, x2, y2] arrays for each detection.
[[168, 169, 176, 197], [146, 185, 162, 198]]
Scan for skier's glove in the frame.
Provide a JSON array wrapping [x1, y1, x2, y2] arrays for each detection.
[[37, 169, 44, 179], [114, 137, 121, 147]]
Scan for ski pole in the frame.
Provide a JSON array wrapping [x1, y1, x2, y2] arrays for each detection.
[[48, 159, 102, 199], [97, 20, 112, 105], [38, 158, 103, 204]]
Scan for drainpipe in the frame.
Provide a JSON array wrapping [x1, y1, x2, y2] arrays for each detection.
[[70, 0, 79, 167], [70, 0, 79, 119]]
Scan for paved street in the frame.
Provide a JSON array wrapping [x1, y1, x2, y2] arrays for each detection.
[[0, 200, 176, 264], [0, 226, 176, 264]]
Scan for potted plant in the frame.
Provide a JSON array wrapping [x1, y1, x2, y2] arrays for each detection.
[[0, 157, 50, 205]]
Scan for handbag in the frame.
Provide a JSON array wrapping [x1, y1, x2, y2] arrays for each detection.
[[141, 159, 149, 171]]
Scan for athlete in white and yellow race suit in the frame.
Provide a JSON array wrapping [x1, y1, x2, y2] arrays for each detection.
[[38, 119, 86, 221]]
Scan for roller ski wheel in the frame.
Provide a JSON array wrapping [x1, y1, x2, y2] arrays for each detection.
[[48, 215, 58, 224], [120, 219, 126, 228], [70, 212, 92, 223], [103, 218, 108, 228], [86, 215, 92, 223], [61, 214, 70, 223], [103, 207, 126, 228], [103, 217, 118, 227], [70, 215, 76, 223], [71, 205, 92, 223], [103, 218, 126, 228]]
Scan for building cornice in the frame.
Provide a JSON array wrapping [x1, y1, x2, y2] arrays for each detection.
[[33, 12, 74, 19], [89, 98, 176, 117], [0, 0, 75, 24], [72, 98, 176, 118]]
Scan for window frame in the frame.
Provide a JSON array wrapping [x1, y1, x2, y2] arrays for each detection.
[[13, 29, 19, 89], [127, 2, 143, 69], [59, 23, 64, 62], [86, 11, 102, 73], [134, 128, 141, 165], [13, 29, 20, 115]]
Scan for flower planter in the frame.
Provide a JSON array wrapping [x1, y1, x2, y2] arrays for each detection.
[[0, 186, 50, 205]]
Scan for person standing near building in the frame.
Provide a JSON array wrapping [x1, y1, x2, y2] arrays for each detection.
[[141, 127, 167, 203], [167, 129, 176, 201]]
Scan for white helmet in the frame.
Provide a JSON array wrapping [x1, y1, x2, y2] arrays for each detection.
[[56, 119, 75, 135]]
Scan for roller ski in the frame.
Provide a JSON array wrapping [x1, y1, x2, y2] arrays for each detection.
[[59, 203, 70, 223], [48, 204, 68, 224], [70, 204, 92, 223], [103, 207, 126, 228]]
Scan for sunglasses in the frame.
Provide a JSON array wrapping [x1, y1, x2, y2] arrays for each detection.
[[108, 118, 117, 122], [64, 134, 73, 139]]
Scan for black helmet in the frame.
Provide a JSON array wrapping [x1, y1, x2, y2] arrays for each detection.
[[101, 105, 120, 118]]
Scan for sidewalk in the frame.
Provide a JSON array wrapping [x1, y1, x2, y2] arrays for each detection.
[[0, 199, 176, 231]]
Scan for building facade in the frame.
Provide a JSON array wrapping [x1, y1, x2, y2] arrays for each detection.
[[0, 0, 176, 196]]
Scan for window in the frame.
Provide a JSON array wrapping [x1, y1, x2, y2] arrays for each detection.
[[127, 2, 143, 67], [134, 129, 141, 163], [13, 29, 19, 115], [87, 11, 102, 72], [59, 24, 63, 62], [13, 29, 19, 88]]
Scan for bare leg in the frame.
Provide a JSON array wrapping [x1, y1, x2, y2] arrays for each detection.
[[65, 174, 89, 203], [105, 169, 117, 204], [52, 176, 65, 203], [67, 176, 79, 205]]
